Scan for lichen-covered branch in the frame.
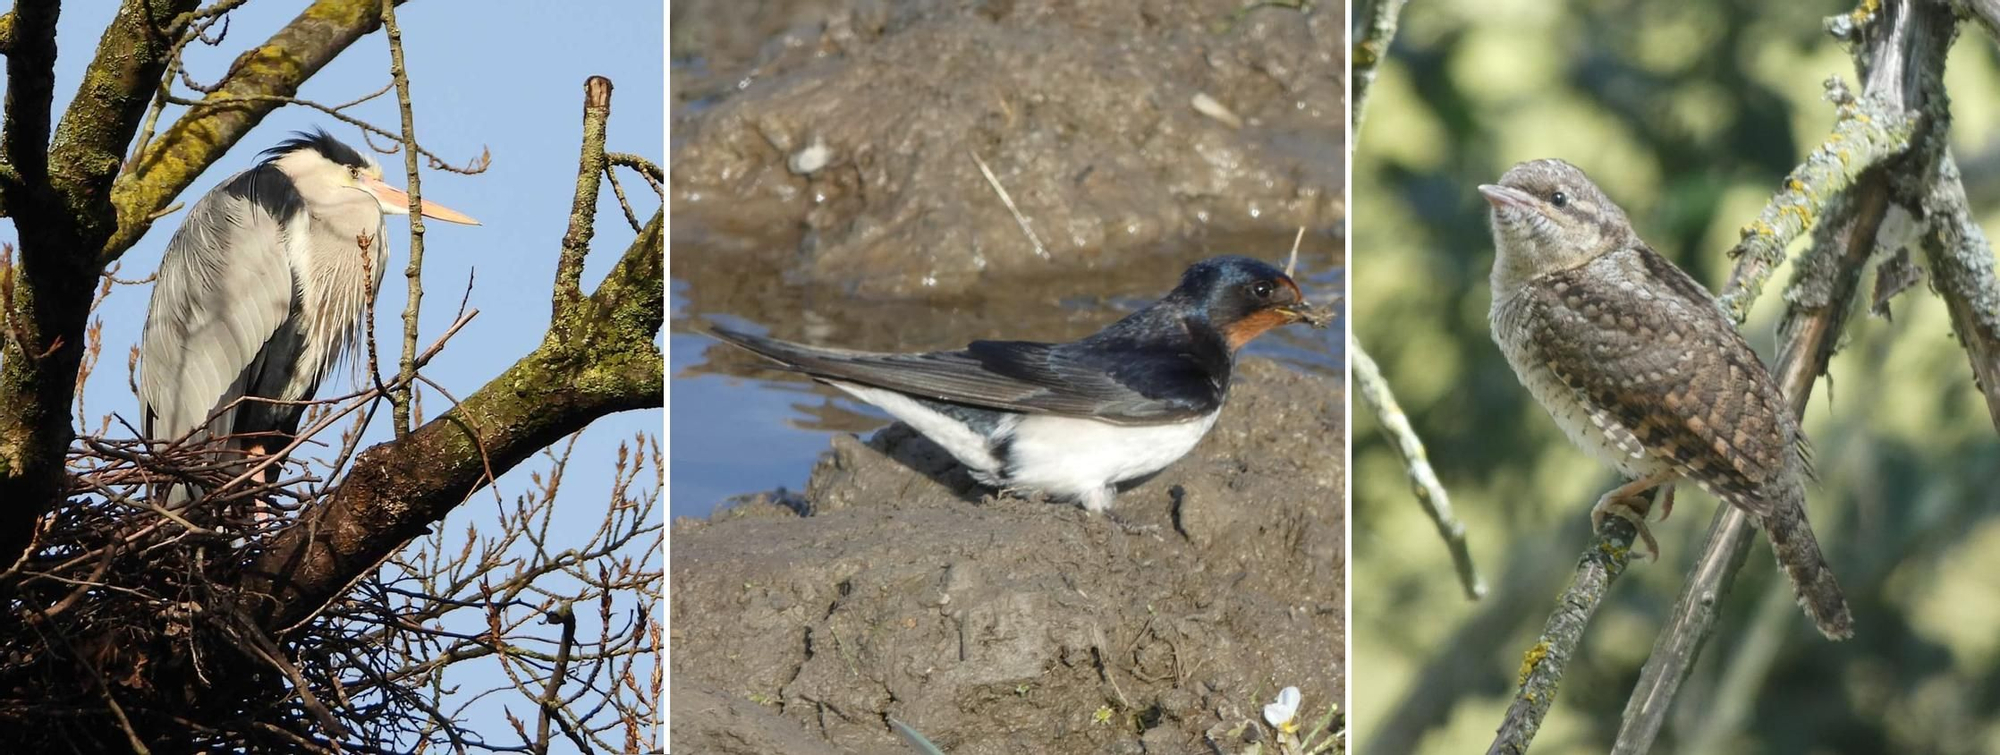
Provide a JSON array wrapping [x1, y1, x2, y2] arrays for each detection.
[[1353, 338, 1485, 599], [1486, 515, 1638, 754], [1717, 81, 1915, 322], [45, 0, 202, 242], [1918, 154, 2000, 433], [554, 77, 613, 320], [1351, 0, 1409, 137], [0, 0, 200, 573], [0, 1, 56, 194], [242, 82, 661, 631]]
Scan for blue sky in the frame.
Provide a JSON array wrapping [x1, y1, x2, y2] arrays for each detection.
[[0, 1, 662, 746]]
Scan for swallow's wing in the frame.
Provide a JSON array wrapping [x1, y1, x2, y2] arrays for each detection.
[[960, 339, 1224, 422], [710, 328, 1223, 424]]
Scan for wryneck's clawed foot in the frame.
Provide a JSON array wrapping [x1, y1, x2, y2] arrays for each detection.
[[1590, 473, 1677, 561]]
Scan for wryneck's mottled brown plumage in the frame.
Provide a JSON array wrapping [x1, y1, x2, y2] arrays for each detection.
[[1481, 158, 1853, 640]]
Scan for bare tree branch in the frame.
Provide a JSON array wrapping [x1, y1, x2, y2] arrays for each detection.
[[1715, 85, 1917, 321], [47, 0, 203, 242], [1487, 515, 1640, 754], [1353, 337, 1484, 599], [1957, 0, 2000, 46], [0, 1, 57, 200], [381, 0, 426, 438], [554, 77, 613, 319]]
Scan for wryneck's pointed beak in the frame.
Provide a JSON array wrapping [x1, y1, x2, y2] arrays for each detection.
[[1478, 183, 1538, 212]]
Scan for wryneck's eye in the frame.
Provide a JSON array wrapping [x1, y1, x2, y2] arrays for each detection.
[[1550, 190, 1569, 208]]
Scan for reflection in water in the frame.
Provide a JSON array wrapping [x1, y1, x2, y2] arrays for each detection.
[[669, 230, 1345, 519]]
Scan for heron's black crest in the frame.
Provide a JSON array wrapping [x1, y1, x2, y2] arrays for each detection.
[[262, 128, 368, 169]]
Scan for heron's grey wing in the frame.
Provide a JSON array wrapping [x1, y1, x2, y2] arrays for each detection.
[[139, 166, 303, 444], [710, 328, 1221, 423]]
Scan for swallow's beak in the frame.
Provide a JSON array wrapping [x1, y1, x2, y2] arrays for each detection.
[[1269, 278, 1332, 328], [1478, 183, 1538, 212]]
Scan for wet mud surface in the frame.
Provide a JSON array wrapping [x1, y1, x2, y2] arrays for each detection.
[[671, 0, 1342, 296], [670, 360, 1345, 753]]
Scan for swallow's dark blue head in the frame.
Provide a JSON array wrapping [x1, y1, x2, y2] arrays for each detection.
[[1169, 255, 1308, 349]]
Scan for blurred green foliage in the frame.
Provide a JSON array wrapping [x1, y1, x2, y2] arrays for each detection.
[[1352, 0, 2000, 753]]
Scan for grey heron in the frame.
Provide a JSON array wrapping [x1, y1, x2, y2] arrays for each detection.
[[138, 130, 479, 500]]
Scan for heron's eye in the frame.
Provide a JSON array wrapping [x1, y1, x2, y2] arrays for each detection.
[[1251, 280, 1275, 299], [1550, 190, 1569, 208]]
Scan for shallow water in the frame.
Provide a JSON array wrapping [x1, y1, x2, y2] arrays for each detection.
[[669, 229, 1345, 519]]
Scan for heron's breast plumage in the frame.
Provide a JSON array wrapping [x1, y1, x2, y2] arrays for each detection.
[[284, 202, 387, 398]]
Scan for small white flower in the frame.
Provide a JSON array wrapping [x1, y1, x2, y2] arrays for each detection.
[[788, 138, 832, 175], [1263, 686, 1302, 732]]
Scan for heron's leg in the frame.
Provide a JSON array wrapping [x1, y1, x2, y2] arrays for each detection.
[[1590, 472, 1675, 561], [245, 441, 277, 525]]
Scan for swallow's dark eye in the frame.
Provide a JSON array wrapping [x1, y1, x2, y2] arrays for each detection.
[[1251, 281, 1275, 299], [1550, 190, 1569, 208]]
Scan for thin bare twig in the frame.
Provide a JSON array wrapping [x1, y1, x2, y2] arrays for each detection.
[[533, 604, 584, 754], [1351, 0, 1410, 138], [1352, 340, 1484, 599], [1349, 0, 1480, 600], [382, 0, 424, 439]]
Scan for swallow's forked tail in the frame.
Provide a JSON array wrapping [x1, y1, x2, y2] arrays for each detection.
[[1757, 484, 1853, 641]]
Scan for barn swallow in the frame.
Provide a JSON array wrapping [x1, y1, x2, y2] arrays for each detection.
[[709, 255, 1324, 514]]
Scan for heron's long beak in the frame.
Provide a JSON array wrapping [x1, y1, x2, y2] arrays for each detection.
[[363, 176, 481, 225]]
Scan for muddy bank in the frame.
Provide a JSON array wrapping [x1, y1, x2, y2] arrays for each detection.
[[670, 359, 1345, 753], [670, 0, 1342, 296]]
